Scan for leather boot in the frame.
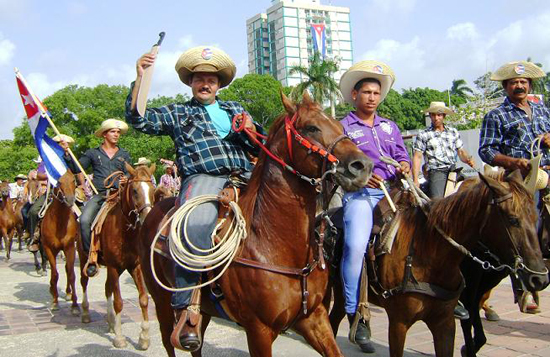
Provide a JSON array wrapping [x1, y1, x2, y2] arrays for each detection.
[[170, 288, 202, 352], [348, 313, 375, 353]]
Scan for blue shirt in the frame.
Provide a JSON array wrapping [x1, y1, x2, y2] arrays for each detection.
[[479, 97, 550, 166], [340, 112, 410, 181], [125, 82, 265, 179], [204, 101, 231, 138]]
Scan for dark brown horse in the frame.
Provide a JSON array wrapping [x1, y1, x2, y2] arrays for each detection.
[[78, 163, 155, 350], [138, 93, 373, 357], [40, 170, 80, 314], [0, 182, 17, 261], [328, 170, 549, 357]]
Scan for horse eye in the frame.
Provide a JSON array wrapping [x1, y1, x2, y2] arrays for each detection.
[[509, 217, 520, 227], [304, 125, 320, 133]]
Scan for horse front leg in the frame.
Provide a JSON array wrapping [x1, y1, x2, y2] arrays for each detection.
[[64, 243, 80, 316], [293, 303, 344, 356], [328, 272, 347, 336], [43, 246, 59, 311], [244, 322, 277, 357], [426, 305, 456, 357], [129, 264, 150, 350], [77, 247, 91, 323], [105, 266, 127, 348], [387, 313, 412, 357]]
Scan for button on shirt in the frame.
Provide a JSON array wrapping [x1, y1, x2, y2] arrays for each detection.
[[340, 112, 411, 181], [125, 82, 265, 179], [479, 97, 550, 166], [79, 147, 131, 194], [413, 126, 463, 171]]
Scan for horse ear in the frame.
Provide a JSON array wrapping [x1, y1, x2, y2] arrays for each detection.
[[148, 163, 156, 177], [479, 172, 508, 197], [125, 162, 136, 176], [507, 169, 524, 184], [302, 90, 313, 104], [281, 90, 296, 115]]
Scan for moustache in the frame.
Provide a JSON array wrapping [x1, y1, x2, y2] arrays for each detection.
[[199, 87, 211, 93], [513, 88, 526, 94]]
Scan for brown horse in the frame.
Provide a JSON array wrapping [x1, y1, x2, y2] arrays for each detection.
[[12, 197, 26, 251], [328, 170, 549, 356], [138, 93, 373, 357], [78, 163, 155, 350], [40, 170, 80, 314], [154, 186, 172, 203], [0, 182, 17, 261]]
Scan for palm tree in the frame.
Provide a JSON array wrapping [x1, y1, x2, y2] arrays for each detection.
[[526, 57, 550, 99], [289, 52, 342, 117], [450, 79, 474, 99]]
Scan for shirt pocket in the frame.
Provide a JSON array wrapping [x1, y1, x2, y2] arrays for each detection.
[[503, 121, 527, 148], [179, 119, 197, 144]]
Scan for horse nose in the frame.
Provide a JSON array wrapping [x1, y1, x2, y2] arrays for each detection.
[[348, 157, 373, 178], [529, 273, 550, 291], [66, 195, 75, 207]]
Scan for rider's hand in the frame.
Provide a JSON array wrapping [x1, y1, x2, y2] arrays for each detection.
[[119, 176, 128, 185], [542, 133, 550, 148], [136, 53, 156, 77], [366, 173, 384, 189], [509, 157, 530, 176], [397, 161, 410, 175]]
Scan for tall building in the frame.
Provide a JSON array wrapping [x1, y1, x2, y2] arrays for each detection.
[[246, 0, 353, 87]]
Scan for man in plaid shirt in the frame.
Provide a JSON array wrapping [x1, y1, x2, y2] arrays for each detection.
[[412, 101, 475, 198], [126, 46, 264, 352]]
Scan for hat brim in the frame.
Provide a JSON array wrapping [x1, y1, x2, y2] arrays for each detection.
[[340, 71, 393, 105], [424, 107, 454, 115], [524, 155, 544, 194], [94, 125, 129, 138]]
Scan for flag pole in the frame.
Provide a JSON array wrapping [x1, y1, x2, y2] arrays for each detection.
[[15, 68, 99, 195]]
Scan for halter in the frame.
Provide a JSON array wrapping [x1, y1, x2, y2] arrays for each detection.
[[232, 113, 349, 185]]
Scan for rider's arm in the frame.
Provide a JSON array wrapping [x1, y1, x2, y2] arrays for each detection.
[[412, 151, 423, 185]]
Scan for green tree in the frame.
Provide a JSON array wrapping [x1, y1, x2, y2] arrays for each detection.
[[288, 52, 341, 116], [218, 73, 291, 129], [450, 79, 474, 99], [474, 72, 504, 100]]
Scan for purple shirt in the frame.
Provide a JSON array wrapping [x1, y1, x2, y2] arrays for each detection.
[[340, 112, 410, 181]]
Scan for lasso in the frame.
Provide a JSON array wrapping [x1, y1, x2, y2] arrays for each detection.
[[150, 192, 247, 292]]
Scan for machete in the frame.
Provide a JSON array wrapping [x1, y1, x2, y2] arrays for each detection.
[[136, 31, 165, 117]]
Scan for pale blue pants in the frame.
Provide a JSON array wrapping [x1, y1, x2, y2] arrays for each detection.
[[341, 187, 385, 314]]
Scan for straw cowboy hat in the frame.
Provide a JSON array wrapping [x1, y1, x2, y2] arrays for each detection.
[[424, 101, 454, 115], [52, 134, 75, 144], [175, 46, 236, 88], [490, 61, 546, 81], [14, 174, 27, 181], [94, 119, 129, 138], [134, 157, 151, 166], [339, 60, 396, 105], [75, 187, 86, 203], [524, 155, 549, 194]]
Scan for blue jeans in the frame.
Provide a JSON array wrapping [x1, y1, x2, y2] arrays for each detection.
[[171, 174, 228, 309], [341, 187, 385, 314]]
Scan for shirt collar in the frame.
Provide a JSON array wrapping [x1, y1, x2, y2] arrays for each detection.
[[346, 111, 383, 126], [190, 96, 226, 108], [503, 96, 535, 112]]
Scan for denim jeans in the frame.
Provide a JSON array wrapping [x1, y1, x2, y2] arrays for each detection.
[[340, 187, 385, 314], [79, 195, 105, 252], [171, 174, 228, 309], [427, 169, 449, 198]]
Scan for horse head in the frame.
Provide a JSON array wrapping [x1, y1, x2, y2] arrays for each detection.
[[0, 181, 10, 198], [124, 162, 156, 224], [55, 170, 76, 207], [479, 170, 550, 292], [267, 92, 372, 192]]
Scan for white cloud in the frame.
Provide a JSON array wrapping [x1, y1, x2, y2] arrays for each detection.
[[67, 1, 88, 16], [0, 32, 15, 66], [446, 23, 479, 41]]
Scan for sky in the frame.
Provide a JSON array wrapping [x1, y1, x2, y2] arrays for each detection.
[[2, 0, 550, 139]]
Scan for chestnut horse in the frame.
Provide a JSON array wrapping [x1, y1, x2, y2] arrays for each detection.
[[78, 163, 155, 350], [40, 170, 80, 314], [0, 182, 17, 261], [328, 171, 549, 357], [138, 93, 373, 357]]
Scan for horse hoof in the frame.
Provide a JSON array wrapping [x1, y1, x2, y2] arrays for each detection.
[[113, 337, 127, 348], [51, 303, 59, 311], [138, 337, 150, 350], [460, 345, 467, 357], [484, 308, 500, 321], [65, 294, 73, 302], [81, 314, 91, 324], [71, 307, 81, 316]]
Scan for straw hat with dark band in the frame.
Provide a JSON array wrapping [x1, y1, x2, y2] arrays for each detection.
[[14, 174, 27, 181], [490, 61, 546, 81], [175, 46, 236, 88], [134, 157, 151, 166], [52, 134, 75, 144], [524, 155, 549, 194], [94, 119, 128, 138], [424, 101, 454, 115], [339, 60, 396, 105]]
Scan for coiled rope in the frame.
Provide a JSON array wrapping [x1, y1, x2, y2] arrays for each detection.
[[150, 191, 248, 292]]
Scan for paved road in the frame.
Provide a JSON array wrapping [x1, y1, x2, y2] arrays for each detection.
[[0, 249, 549, 356]]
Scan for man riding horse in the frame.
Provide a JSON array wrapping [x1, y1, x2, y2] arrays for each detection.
[[79, 119, 132, 277], [338, 60, 411, 353], [126, 45, 264, 352], [479, 60, 550, 313]]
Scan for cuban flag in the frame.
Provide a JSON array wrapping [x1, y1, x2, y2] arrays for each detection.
[[16, 73, 67, 186], [311, 24, 326, 57]]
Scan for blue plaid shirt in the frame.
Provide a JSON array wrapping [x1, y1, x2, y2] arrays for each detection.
[[479, 97, 550, 166], [125, 83, 264, 178]]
